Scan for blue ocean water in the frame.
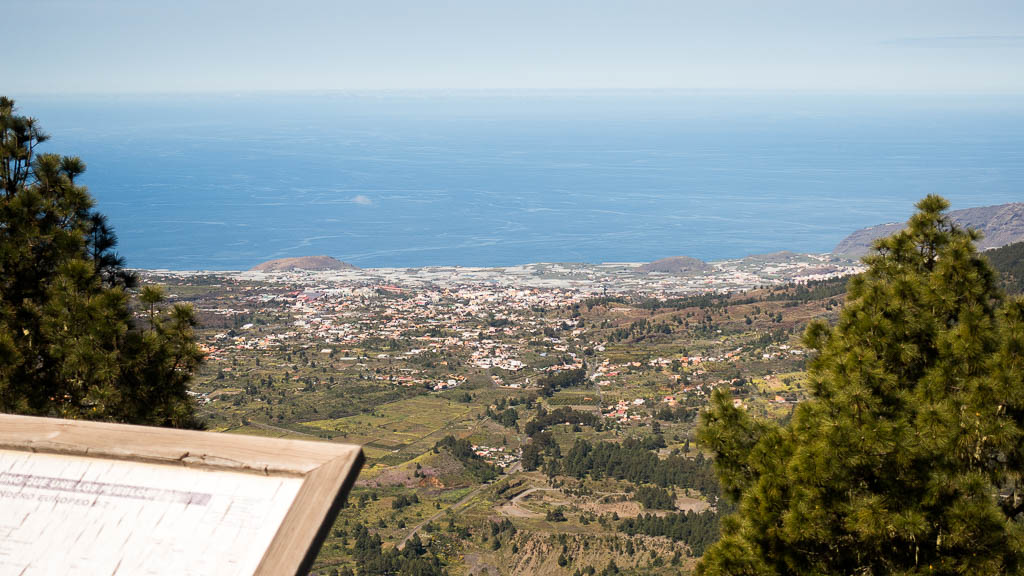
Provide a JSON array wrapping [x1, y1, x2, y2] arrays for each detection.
[[18, 92, 1024, 270]]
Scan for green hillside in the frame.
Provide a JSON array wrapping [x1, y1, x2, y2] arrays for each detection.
[[985, 241, 1024, 294]]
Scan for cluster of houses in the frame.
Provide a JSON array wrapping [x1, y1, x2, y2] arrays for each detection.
[[603, 398, 647, 422], [431, 376, 465, 392], [195, 277, 589, 393], [471, 444, 519, 469], [761, 343, 806, 360]]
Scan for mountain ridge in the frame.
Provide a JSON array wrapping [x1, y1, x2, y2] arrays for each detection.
[[834, 202, 1024, 258]]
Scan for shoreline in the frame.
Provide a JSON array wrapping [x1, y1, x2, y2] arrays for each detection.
[[138, 252, 865, 295]]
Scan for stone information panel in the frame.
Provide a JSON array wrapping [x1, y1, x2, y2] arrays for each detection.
[[0, 415, 363, 576], [0, 449, 303, 575]]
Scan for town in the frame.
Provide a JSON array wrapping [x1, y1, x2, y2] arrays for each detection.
[[144, 252, 857, 575]]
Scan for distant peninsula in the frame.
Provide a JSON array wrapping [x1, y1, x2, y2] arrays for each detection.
[[834, 202, 1024, 258], [249, 255, 357, 272]]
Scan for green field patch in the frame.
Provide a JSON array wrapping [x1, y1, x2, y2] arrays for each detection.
[[303, 395, 476, 463], [207, 387, 243, 399], [360, 445, 395, 461], [547, 391, 602, 406], [759, 371, 808, 392], [436, 486, 474, 503], [222, 424, 317, 441]]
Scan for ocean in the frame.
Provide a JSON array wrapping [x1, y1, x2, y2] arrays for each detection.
[[18, 92, 1024, 270]]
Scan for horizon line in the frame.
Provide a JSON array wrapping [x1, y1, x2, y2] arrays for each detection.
[[15, 87, 1024, 99]]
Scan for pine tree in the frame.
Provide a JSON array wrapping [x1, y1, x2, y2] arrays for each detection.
[[0, 97, 202, 427], [698, 195, 1024, 575]]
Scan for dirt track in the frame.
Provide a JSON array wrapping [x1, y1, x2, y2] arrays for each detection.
[[497, 486, 559, 518]]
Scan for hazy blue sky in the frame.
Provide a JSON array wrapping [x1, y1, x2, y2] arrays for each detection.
[[5, 0, 1024, 94]]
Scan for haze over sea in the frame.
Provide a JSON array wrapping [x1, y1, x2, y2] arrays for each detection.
[[21, 92, 1024, 270]]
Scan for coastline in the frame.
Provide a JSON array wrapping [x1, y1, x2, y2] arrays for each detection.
[[138, 252, 865, 295]]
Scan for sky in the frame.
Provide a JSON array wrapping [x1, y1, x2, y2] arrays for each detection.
[[4, 0, 1024, 94]]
